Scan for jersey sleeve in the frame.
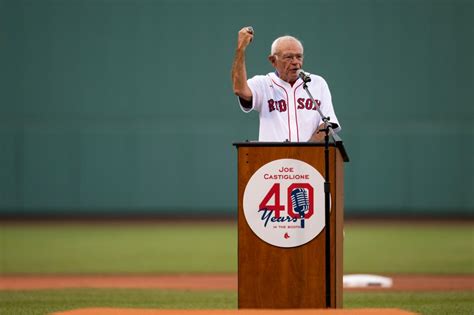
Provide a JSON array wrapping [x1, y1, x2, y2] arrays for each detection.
[[320, 79, 342, 133], [238, 75, 267, 113]]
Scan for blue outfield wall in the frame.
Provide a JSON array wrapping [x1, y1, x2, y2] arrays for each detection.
[[0, 0, 473, 216]]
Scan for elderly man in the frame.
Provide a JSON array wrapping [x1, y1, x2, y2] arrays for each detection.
[[232, 26, 341, 142]]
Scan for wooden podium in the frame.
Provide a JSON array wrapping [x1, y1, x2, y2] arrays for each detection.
[[234, 142, 349, 309]]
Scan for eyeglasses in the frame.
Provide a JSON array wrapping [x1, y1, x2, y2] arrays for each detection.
[[277, 53, 304, 61]]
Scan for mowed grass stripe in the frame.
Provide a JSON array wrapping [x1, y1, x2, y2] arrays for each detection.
[[343, 223, 474, 274], [0, 289, 473, 315], [1, 222, 472, 274], [0, 223, 237, 274]]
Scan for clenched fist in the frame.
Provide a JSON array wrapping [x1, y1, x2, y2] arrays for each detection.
[[237, 26, 254, 51]]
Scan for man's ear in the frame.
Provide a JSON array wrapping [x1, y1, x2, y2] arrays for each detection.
[[268, 55, 276, 66]]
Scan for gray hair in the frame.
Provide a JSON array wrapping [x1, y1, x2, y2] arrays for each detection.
[[270, 35, 304, 55]]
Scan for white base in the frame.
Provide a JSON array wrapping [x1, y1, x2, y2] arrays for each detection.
[[343, 274, 393, 288]]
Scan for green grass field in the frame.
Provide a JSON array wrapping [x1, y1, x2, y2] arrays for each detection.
[[1, 222, 472, 274], [1, 290, 473, 315], [1, 221, 473, 315]]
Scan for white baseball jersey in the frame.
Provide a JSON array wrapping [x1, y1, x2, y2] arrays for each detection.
[[239, 72, 341, 142]]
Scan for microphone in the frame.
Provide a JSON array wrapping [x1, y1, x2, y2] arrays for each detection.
[[291, 188, 309, 228], [297, 69, 311, 82]]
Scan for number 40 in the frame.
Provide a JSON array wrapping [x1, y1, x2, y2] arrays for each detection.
[[259, 183, 314, 219]]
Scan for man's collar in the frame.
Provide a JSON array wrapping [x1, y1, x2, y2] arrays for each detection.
[[271, 72, 300, 88]]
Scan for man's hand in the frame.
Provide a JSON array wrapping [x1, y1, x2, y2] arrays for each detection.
[[308, 124, 326, 142], [237, 26, 254, 51]]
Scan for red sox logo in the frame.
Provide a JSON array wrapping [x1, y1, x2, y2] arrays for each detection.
[[268, 98, 322, 113]]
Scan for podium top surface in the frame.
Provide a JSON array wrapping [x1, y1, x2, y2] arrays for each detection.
[[233, 141, 326, 147], [233, 141, 349, 162]]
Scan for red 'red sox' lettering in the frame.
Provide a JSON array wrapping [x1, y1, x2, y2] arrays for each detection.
[[268, 99, 276, 112], [297, 98, 321, 110], [269, 98, 321, 113], [268, 99, 287, 112]]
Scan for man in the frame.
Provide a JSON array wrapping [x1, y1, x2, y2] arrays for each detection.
[[231, 26, 341, 142]]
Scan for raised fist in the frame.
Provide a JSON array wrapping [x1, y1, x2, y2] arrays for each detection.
[[237, 26, 254, 50]]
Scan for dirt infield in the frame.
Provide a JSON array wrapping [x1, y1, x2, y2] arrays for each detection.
[[52, 308, 418, 315], [1, 274, 473, 291], [4, 274, 470, 315]]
